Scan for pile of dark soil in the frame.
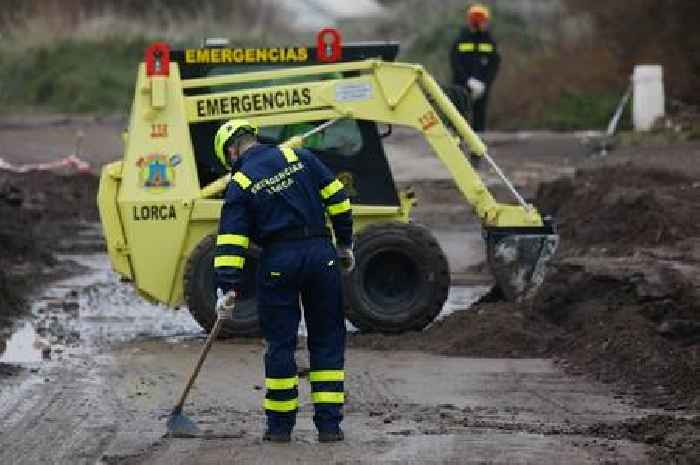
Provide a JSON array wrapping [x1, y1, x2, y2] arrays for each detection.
[[536, 164, 700, 254], [349, 301, 564, 358], [352, 164, 700, 463], [532, 165, 700, 410], [0, 171, 98, 328], [536, 256, 699, 409]]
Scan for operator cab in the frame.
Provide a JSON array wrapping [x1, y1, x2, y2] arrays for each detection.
[[168, 30, 401, 207]]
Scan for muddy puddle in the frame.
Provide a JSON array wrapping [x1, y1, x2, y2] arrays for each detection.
[[0, 323, 45, 363], [0, 252, 487, 364], [0, 254, 202, 365]]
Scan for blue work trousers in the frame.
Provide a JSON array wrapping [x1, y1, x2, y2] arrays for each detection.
[[257, 238, 346, 434]]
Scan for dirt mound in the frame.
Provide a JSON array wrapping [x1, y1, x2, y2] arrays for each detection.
[[350, 163, 700, 463], [0, 170, 98, 261], [530, 165, 700, 409], [536, 164, 700, 254], [349, 301, 563, 358], [536, 256, 699, 409], [0, 171, 99, 224], [0, 170, 99, 334]]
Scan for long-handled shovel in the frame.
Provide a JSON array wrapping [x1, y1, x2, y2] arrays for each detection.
[[166, 296, 233, 436]]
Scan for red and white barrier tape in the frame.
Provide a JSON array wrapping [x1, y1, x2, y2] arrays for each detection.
[[0, 155, 91, 174]]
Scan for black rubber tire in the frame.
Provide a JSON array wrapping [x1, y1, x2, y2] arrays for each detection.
[[343, 222, 450, 333], [183, 234, 261, 337]]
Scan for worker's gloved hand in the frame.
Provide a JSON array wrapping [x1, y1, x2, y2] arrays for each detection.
[[337, 245, 355, 274], [215, 288, 237, 320], [467, 78, 486, 100]]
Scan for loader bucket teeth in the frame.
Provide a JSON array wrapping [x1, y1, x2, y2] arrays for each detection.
[[485, 223, 559, 302]]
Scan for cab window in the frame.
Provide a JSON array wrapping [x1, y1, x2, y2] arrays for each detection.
[[258, 119, 363, 157]]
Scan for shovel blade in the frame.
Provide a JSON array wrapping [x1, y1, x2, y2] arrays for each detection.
[[485, 224, 559, 302], [166, 411, 201, 437]]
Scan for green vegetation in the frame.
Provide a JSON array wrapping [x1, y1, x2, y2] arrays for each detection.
[[0, 0, 289, 114], [534, 92, 629, 131], [0, 39, 148, 113], [0, 0, 693, 130]]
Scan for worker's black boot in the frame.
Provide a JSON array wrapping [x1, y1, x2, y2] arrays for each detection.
[[318, 429, 344, 443], [262, 430, 291, 443]]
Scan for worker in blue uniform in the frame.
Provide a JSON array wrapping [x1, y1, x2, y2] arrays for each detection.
[[212, 119, 354, 443]]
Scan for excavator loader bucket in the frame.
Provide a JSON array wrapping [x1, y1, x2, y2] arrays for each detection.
[[485, 221, 559, 302]]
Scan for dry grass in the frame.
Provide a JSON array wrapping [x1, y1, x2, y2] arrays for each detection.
[[0, 0, 290, 49]]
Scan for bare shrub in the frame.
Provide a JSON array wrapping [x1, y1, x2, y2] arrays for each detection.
[[564, 0, 700, 104]]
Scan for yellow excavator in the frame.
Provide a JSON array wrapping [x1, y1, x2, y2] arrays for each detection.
[[97, 33, 558, 336]]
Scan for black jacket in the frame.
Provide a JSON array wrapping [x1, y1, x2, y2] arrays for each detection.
[[450, 27, 501, 86]]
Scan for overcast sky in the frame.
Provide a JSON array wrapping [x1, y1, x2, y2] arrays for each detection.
[[275, 0, 386, 30]]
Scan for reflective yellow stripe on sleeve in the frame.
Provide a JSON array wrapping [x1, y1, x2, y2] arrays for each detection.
[[311, 392, 345, 404], [320, 179, 344, 200], [327, 199, 351, 216], [458, 42, 475, 52], [309, 370, 345, 382], [478, 43, 494, 53], [216, 234, 250, 248], [265, 376, 299, 390], [233, 171, 251, 190], [264, 398, 299, 412], [214, 255, 245, 268], [280, 147, 299, 163]]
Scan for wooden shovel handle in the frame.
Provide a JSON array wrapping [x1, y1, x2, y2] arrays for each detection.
[[174, 317, 225, 411]]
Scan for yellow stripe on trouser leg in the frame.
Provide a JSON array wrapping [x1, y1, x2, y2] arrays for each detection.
[[309, 370, 344, 382], [320, 179, 344, 199], [265, 376, 299, 390], [264, 398, 299, 412], [458, 42, 475, 52], [214, 255, 245, 268], [326, 199, 351, 216], [312, 392, 344, 403], [216, 234, 250, 248]]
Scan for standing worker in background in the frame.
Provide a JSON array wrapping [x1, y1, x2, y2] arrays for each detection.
[[212, 119, 354, 443], [451, 3, 501, 132]]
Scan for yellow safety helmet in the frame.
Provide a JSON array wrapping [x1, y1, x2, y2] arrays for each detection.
[[467, 4, 491, 30], [214, 119, 258, 169]]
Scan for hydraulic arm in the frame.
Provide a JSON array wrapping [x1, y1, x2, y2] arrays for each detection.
[[184, 59, 558, 300]]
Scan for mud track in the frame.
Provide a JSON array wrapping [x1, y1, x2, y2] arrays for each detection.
[[0, 255, 657, 464]]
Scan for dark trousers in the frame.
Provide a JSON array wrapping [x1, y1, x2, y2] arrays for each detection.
[[472, 90, 490, 132], [257, 238, 346, 434]]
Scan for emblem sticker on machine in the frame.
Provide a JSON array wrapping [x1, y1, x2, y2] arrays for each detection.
[[135, 154, 180, 191], [335, 82, 372, 102]]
